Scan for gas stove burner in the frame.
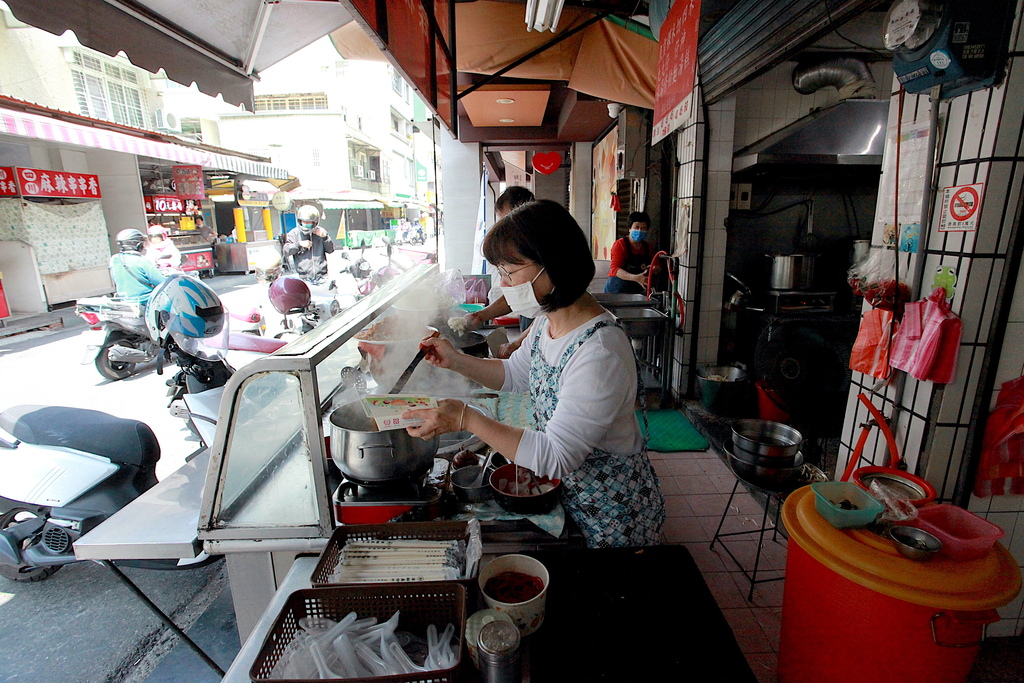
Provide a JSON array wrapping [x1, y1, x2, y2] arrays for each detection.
[[332, 458, 450, 524]]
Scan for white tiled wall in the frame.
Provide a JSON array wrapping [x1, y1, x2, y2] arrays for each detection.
[[831, 18, 1024, 635]]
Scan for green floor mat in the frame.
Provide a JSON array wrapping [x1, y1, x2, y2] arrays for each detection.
[[638, 409, 710, 452]]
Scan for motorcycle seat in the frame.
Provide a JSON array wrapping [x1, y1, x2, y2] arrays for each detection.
[[228, 332, 288, 354], [0, 405, 159, 468]]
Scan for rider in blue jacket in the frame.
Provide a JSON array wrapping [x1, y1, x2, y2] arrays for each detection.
[[109, 229, 165, 305]]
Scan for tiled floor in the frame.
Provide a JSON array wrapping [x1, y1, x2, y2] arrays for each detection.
[[649, 445, 789, 683]]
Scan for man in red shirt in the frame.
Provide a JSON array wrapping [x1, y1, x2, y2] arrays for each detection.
[[605, 211, 654, 294]]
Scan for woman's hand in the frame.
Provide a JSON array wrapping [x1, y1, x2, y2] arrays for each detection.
[[419, 335, 462, 370], [404, 398, 465, 440]]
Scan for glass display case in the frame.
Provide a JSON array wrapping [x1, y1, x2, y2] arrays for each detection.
[[197, 263, 442, 547]]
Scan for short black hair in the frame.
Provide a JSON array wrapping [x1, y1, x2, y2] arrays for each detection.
[[494, 186, 535, 217], [483, 200, 594, 312], [627, 211, 650, 227]]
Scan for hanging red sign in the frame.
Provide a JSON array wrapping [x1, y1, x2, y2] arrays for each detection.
[[15, 167, 102, 198], [652, 0, 702, 145], [144, 195, 186, 214], [533, 152, 562, 175], [0, 167, 17, 196], [172, 165, 205, 199]]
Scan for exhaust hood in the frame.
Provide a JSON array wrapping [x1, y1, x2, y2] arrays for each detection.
[[733, 99, 889, 173]]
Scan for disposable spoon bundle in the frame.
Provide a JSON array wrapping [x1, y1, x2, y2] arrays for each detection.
[[269, 610, 458, 679]]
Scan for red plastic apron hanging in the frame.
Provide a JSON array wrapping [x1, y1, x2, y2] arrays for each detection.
[[849, 308, 896, 379], [974, 374, 1024, 497]]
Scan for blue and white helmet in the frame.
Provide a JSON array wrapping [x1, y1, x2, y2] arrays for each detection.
[[146, 274, 226, 357]]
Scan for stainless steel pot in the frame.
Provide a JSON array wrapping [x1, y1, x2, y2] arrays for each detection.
[[766, 253, 815, 291], [329, 400, 439, 483]]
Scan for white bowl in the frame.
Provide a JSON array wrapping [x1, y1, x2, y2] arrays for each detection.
[[478, 554, 549, 636]]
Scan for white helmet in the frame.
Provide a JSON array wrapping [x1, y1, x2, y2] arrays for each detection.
[[145, 274, 227, 359], [296, 205, 320, 235]]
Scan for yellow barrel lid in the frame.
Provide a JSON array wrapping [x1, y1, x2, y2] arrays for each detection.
[[782, 486, 1022, 610]]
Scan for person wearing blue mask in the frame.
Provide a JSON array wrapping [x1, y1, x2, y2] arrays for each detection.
[[604, 211, 655, 294], [403, 200, 665, 548]]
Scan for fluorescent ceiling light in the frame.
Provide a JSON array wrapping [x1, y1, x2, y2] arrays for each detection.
[[496, 98, 516, 104], [525, 0, 565, 32], [499, 119, 515, 123]]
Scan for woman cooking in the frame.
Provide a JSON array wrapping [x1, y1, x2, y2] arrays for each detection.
[[403, 200, 665, 548]]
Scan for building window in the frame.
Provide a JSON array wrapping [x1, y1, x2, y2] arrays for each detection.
[[254, 93, 329, 112], [391, 68, 403, 95], [71, 50, 146, 128], [312, 149, 321, 167]]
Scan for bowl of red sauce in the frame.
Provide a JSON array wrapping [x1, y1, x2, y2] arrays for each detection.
[[478, 554, 549, 636], [489, 463, 561, 514]]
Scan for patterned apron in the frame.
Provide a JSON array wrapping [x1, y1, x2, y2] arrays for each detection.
[[529, 319, 666, 548]]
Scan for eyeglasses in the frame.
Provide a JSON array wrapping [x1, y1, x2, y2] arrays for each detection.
[[497, 263, 534, 283]]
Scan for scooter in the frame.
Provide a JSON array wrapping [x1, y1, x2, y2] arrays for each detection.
[[76, 297, 159, 381], [77, 297, 268, 381], [0, 405, 204, 582]]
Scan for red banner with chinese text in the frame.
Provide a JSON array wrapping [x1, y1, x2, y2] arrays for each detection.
[[0, 167, 17, 196], [172, 165, 205, 200], [652, 0, 701, 145], [15, 167, 102, 198]]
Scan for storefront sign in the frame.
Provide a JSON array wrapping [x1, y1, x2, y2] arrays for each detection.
[[652, 0, 702, 145], [172, 165, 205, 199], [0, 167, 16, 196], [15, 167, 101, 199], [144, 195, 186, 214], [237, 180, 272, 207]]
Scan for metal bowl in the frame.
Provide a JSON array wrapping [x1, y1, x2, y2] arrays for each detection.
[[611, 308, 669, 338], [731, 419, 802, 459], [888, 526, 942, 561], [729, 438, 803, 469], [725, 444, 804, 491], [451, 465, 493, 503]]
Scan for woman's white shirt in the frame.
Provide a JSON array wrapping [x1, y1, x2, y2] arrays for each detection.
[[499, 311, 642, 479]]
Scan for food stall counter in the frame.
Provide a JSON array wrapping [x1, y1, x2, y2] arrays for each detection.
[[221, 546, 758, 682]]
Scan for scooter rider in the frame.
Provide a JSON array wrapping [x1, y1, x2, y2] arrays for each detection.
[[109, 228, 165, 305], [283, 205, 334, 283]]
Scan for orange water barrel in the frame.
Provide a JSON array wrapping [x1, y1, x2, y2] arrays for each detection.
[[779, 486, 1020, 683]]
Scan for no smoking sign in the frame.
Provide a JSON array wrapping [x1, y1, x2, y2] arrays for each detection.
[[939, 183, 984, 232]]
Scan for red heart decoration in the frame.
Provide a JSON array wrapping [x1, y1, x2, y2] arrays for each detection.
[[533, 151, 562, 175]]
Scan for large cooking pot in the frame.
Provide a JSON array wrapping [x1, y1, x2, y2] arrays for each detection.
[[767, 253, 815, 291], [330, 400, 439, 483]]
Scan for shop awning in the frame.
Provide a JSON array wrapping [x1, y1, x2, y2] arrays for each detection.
[[4, 0, 354, 110], [321, 200, 384, 210], [0, 100, 295, 183]]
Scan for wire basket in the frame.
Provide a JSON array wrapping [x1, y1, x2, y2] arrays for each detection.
[[310, 521, 480, 588], [249, 583, 466, 683]]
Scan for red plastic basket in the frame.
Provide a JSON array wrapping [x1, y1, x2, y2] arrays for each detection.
[[910, 504, 1004, 561]]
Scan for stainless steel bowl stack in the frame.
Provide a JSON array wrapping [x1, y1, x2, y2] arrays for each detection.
[[727, 419, 804, 490]]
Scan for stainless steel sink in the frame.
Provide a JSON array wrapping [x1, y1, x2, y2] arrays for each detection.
[[595, 293, 654, 308], [611, 307, 668, 338]]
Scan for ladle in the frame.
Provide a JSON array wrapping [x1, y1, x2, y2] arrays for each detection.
[[388, 328, 439, 394]]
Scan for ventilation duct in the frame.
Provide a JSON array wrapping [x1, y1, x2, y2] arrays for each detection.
[[792, 57, 875, 98]]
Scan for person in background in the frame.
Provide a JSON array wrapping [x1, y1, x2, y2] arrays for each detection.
[[195, 215, 214, 244], [463, 185, 535, 358], [404, 200, 665, 548], [109, 229, 166, 305], [283, 205, 334, 283], [145, 225, 184, 274], [604, 211, 656, 295]]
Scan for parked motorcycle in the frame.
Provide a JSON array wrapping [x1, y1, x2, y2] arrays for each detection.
[[76, 296, 159, 381], [0, 405, 168, 581]]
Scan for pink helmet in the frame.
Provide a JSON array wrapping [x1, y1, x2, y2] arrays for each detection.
[[147, 225, 169, 239], [268, 275, 311, 313]]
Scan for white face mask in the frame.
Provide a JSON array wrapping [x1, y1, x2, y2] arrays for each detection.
[[501, 266, 546, 319]]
